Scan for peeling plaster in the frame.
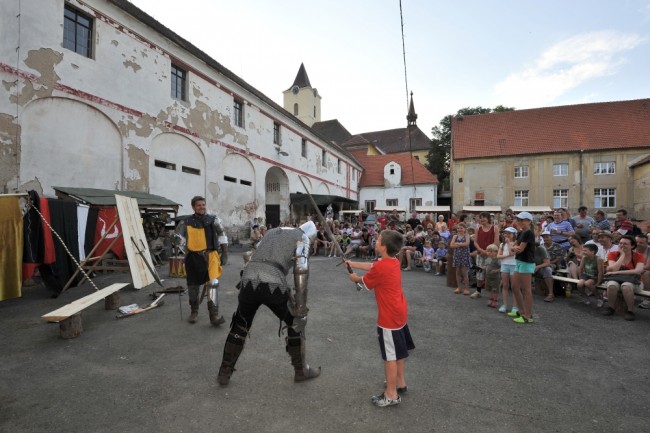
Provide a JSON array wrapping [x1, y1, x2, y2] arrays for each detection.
[[192, 85, 202, 98], [0, 114, 20, 190], [111, 40, 119, 46], [71, 64, 79, 69], [117, 113, 158, 138], [207, 181, 220, 203], [125, 144, 149, 191], [10, 49, 63, 106], [181, 100, 249, 146], [123, 59, 141, 72]]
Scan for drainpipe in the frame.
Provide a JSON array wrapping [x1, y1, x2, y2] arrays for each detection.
[[579, 149, 584, 206]]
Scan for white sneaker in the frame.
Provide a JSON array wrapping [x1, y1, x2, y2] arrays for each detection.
[[639, 299, 650, 309], [469, 291, 481, 299]]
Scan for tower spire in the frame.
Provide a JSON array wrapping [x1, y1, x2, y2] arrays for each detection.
[[407, 91, 417, 126]]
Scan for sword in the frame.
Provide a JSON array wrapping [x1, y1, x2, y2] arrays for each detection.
[[298, 176, 364, 291], [130, 236, 164, 287]]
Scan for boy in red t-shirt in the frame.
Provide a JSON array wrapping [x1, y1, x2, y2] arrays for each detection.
[[346, 230, 415, 408]]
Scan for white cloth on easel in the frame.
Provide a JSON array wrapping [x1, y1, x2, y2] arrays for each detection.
[[77, 204, 89, 261]]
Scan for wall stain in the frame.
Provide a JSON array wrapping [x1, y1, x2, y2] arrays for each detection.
[[0, 114, 20, 191], [123, 59, 142, 73], [117, 113, 157, 138], [125, 144, 148, 191], [12, 48, 63, 105]]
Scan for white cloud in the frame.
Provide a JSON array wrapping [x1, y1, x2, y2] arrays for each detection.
[[494, 31, 645, 108]]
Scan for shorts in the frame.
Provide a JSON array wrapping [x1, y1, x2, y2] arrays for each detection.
[[535, 267, 553, 279], [515, 260, 535, 274], [485, 278, 500, 292], [605, 281, 642, 293], [377, 324, 415, 362], [500, 264, 516, 275], [580, 274, 595, 282]]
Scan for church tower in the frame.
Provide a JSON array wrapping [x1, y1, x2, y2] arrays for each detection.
[[283, 63, 321, 127]]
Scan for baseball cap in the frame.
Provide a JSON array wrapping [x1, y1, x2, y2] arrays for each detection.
[[541, 230, 551, 236], [515, 211, 533, 221], [504, 227, 517, 234]]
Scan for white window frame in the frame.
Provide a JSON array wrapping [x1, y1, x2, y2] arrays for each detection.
[[386, 199, 398, 207], [409, 198, 422, 214], [553, 163, 568, 176], [594, 162, 615, 175], [365, 200, 376, 213], [594, 188, 616, 208], [514, 190, 529, 206], [514, 165, 529, 178], [553, 189, 568, 209]]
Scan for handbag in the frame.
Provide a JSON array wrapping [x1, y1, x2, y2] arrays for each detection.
[[607, 274, 641, 284]]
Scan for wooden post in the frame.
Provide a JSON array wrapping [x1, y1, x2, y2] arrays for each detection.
[[59, 314, 82, 339], [104, 292, 120, 310]]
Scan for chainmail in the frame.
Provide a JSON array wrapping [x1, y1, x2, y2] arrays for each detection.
[[242, 227, 303, 294]]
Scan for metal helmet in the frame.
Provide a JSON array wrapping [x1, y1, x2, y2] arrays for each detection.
[[300, 220, 317, 242]]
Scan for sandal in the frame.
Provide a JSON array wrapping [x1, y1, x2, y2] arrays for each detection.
[[544, 295, 554, 303], [463, 289, 471, 296], [454, 288, 461, 294]]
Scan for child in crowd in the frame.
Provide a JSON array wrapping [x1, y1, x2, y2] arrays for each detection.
[[422, 240, 435, 272], [450, 223, 471, 295], [576, 243, 603, 305], [483, 244, 501, 308], [497, 227, 518, 313], [508, 212, 536, 324], [346, 230, 415, 408], [435, 241, 448, 275], [328, 227, 342, 257]]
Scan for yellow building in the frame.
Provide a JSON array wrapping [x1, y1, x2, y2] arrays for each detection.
[[451, 98, 650, 219]]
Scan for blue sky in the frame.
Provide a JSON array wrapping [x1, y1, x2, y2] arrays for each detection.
[[130, 0, 650, 137]]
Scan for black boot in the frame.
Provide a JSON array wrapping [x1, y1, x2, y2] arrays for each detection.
[[208, 300, 225, 326], [286, 335, 321, 382], [188, 301, 199, 324], [217, 341, 245, 386], [217, 320, 248, 386]]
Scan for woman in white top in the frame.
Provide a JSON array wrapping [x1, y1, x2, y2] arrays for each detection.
[[497, 227, 518, 313]]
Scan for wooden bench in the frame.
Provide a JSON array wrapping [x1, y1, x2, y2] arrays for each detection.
[[552, 274, 649, 314], [42, 283, 130, 339]]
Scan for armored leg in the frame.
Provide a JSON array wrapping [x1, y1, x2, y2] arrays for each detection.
[[286, 329, 320, 382], [207, 279, 225, 326], [217, 312, 249, 386], [187, 285, 200, 323]]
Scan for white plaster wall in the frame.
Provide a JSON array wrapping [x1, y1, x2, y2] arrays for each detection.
[[149, 132, 204, 214], [20, 97, 122, 195], [359, 185, 438, 211], [1, 0, 361, 227]]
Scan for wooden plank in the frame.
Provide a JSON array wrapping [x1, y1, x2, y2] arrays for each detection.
[[115, 195, 156, 289], [42, 283, 129, 322], [552, 275, 650, 297]]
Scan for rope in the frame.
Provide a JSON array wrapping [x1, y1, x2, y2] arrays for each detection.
[[399, 1, 418, 198], [26, 200, 101, 292]]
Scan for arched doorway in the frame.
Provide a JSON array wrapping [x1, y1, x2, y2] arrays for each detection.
[[264, 167, 289, 227]]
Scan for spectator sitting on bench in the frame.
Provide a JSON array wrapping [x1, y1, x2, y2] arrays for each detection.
[[312, 225, 331, 256], [541, 230, 566, 274], [434, 241, 448, 275], [566, 235, 583, 280], [534, 237, 555, 302], [576, 243, 603, 305], [602, 235, 645, 321], [634, 233, 650, 310]]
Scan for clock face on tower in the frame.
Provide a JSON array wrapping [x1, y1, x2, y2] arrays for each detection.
[[291, 85, 299, 95]]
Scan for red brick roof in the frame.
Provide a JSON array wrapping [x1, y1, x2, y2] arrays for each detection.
[[452, 98, 650, 160], [351, 150, 438, 187]]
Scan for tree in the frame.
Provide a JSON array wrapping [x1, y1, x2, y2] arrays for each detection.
[[425, 106, 515, 183]]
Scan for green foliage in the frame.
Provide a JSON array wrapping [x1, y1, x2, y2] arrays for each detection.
[[425, 106, 515, 181]]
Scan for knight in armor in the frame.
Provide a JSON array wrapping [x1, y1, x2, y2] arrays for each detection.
[[217, 221, 321, 386], [175, 196, 229, 325]]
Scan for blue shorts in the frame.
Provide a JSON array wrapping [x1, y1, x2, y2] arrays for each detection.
[[500, 264, 516, 275], [377, 324, 415, 361], [515, 260, 535, 274]]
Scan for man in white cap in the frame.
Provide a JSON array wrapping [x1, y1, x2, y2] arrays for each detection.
[[217, 221, 321, 386]]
